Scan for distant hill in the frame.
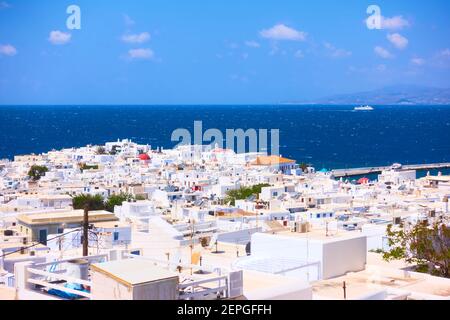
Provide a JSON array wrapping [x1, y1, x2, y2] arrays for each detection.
[[285, 85, 450, 105]]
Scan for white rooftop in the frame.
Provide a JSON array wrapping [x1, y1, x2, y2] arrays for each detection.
[[91, 259, 178, 287]]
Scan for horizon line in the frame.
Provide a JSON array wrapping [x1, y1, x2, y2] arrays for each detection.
[[1, 103, 450, 107]]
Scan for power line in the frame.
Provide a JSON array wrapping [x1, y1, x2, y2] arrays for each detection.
[[0, 228, 82, 259]]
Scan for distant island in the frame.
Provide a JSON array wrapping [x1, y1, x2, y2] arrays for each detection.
[[283, 85, 450, 106]]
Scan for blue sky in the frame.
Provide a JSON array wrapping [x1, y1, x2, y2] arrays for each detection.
[[0, 0, 449, 104]]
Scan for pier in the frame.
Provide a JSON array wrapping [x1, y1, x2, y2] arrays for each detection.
[[330, 162, 450, 178]]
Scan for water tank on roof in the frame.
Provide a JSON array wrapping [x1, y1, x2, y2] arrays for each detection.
[[66, 259, 89, 280]]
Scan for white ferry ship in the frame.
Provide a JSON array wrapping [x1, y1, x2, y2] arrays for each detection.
[[354, 105, 374, 111]]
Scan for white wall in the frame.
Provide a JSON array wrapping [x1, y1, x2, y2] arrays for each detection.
[[321, 236, 367, 279], [362, 224, 388, 251], [250, 232, 367, 280]]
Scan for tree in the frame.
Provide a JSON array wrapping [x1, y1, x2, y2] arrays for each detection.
[[299, 163, 310, 173], [95, 146, 106, 155], [72, 194, 105, 210], [109, 146, 119, 155], [72, 194, 105, 256], [105, 193, 134, 212], [382, 219, 450, 278], [27, 165, 48, 181], [225, 184, 270, 206]]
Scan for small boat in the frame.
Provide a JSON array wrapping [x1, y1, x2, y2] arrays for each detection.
[[391, 163, 402, 170], [354, 105, 374, 111]]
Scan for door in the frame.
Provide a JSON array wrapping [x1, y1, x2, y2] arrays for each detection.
[[39, 229, 47, 245]]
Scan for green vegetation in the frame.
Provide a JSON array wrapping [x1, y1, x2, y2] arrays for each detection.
[[105, 193, 143, 212], [299, 162, 310, 172], [72, 193, 145, 212], [225, 184, 270, 206], [382, 220, 450, 278], [72, 194, 106, 257], [72, 194, 105, 211], [80, 163, 99, 171], [27, 165, 49, 181]]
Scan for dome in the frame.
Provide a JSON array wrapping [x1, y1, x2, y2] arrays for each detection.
[[138, 153, 151, 161]]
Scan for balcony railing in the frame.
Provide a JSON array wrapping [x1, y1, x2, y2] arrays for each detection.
[[23, 254, 107, 300]]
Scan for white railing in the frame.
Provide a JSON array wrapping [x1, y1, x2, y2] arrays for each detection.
[[33, 254, 107, 269], [24, 254, 107, 299], [124, 253, 230, 299], [178, 276, 228, 300], [124, 252, 222, 274], [27, 268, 92, 299]]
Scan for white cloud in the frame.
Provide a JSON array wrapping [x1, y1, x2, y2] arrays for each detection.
[[48, 30, 71, 45], [124, 14, 135, 27], [0, 1, 11, 9], [411, 58, 425, 66], [268, 43, 286, 56], [128, 48, 154, 60], [324, 42, 352, 58], [387, 33, 408, 50], [245, 40, 260, 48], [0, 44, 17, 56], [122, 32, 150, 44], [381, 15, 410, 30], [294, 50, 304, 59], [438, 48, 450, 58], [260, 24, 307, 41], [374, 46, 394, 59]]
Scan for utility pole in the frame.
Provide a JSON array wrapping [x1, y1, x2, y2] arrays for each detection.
[[83, 203, 89, 256], [343, 281, 347, 300], [190, 219, 195, 275]]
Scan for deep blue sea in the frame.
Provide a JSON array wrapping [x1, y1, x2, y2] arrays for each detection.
[[1, 105, 449, 171]]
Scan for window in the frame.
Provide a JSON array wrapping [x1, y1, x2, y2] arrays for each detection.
[[57, 228, 64, 234], [114, 232, 119, 241], [316, 214, 320, 219]]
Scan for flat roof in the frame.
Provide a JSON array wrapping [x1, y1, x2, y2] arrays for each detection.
[[263, 228, 366, 243], [93, 221, 129, 228], [17, 210, 118, 226], [17, 194, 72, 200], [313, 252, 450, 299], [90, 259, 178, 287]]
